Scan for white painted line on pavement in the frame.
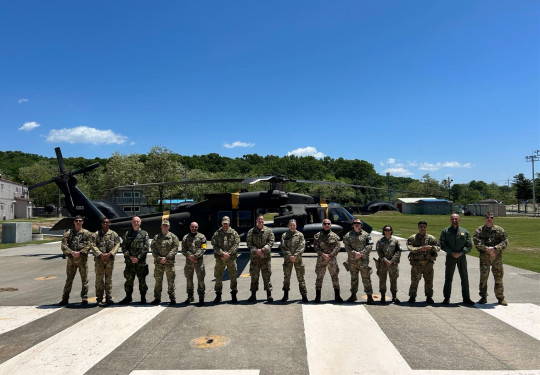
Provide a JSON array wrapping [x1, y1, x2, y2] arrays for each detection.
[[131, 371, 259, 375], [0, 306, 60, 334], [303, 304, 412, 375], [0, 305, 166, 375], [478, 303, 540, 341]]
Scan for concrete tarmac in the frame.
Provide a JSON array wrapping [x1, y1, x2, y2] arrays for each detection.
[[0, 233, 539, 375]]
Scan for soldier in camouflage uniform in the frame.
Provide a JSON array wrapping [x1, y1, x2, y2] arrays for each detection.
[[280, 219, 308, 302], [473, 212, 509, 306], [375, 225, 401, 304], [119, 216, 150, 305], [150, 219, 180, 306], [211, 216, 240, 304], [407, 221, 440, 304], [91, 217, 121, 306], [58, 215, 93, 306], [343, 219, 374, 304], [314, 220, 343, 303], [182, 221, 207, 306], [247, 214, 275, 302]]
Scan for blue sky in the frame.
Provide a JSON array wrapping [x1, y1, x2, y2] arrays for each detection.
[[2, 1, 539, 185]]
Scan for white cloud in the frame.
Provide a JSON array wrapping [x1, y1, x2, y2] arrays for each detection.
[[223, 141, 255, 149], [384, 167, 414, 177], [442, 161, 473, 168], [18, 121, 40, 131], [45, 126, 128, 145], [18, 98, 28, 104], [287, 146, 326, 159], [387, 158, 396, 164], [411, 161, 473, 171]]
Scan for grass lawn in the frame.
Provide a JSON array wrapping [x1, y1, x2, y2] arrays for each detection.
[[360, 212, 540, 273]]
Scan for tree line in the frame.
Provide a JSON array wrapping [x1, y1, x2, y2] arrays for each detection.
[[0, 148, 537, 209]]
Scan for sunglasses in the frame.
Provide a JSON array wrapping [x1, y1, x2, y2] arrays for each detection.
[[323, 223, 331, 225], [486, 217, 494, 219], [102, 222, 110, 224], [74, 220, 83, 222], [353, 222, 362, 225]]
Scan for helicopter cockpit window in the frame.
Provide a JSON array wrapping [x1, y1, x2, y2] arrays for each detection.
[[237, 211, 252, 229], [330, 207, 349, 222]]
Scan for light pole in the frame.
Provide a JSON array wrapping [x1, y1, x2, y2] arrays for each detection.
[[525, 150, 539, 217], [446, 177, 453, 200]]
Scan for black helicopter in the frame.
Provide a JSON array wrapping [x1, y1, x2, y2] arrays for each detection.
[[29, 147, 372, 244]]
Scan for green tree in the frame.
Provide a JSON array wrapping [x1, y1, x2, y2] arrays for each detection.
[[19, 160, 58, 206], [100, 153, 144, 194]]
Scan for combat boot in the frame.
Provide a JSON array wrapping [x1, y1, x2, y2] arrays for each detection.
[[81, 300, 88, 306], [266, 290, 273, 303], [408, 297, 416, 304], [119, 293, 132, 305], [380, 293, 386, 304], [346, 293, 357, 303], [477, 297, 487, 304], [140, 292, 147, 305], [391, 293, 400, 304], [231, 291, 238, 304], [96, 299, 104, 307], [314, 290, 321, 303], [169, 299, 176, 306], [426, 296, 434, 305], [367, 294, 375, 305], [150, 299, 161, 305], [301, 294, 308, 303], [197, 293, 205, 307], [213, 292, 222, 304], [105, 298, 114, 305], [57, 298, 69, 306], [334, 288, 343, 303], [498, 298, 508, 306], [247, 291, 257, 302], [281, 290, 289, 302], [184, 292, 194, 305]]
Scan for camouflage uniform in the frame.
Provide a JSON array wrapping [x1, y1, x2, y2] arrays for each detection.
[[440, 225, 472, 300], [151, 231, 180, 301], [61, 228, 93, 301], [182, 232, 207, 296], [91, 228, 121, 302], [122, 229, 150, 296], [247, 225, 275, 292], [343, 230, 373, 295], [375, 236, 401, 295], [314, 230, 341, 290], [211, 227, 240, 293], [407, 233, 440, 299], [473, 224, 508, 301], [280, 230, 307, 295]]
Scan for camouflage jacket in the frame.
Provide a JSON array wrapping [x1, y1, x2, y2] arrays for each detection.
[[407, 233, 440, 263], [182, 232, 207, 260], [211, 227, 240, 258], [151, 232, 180, 264], [91, 229, 121, 258], [473, 225, 508, 254], [343, 230, 372, 265], [376, 236, 401, 264], [314, 230, 341, 258], [61, 228, 93, 257], [440, 226, 472, 256], [280, 230, 306, 258], [247, 225, 275, 259], [122, 229, 149, 264]]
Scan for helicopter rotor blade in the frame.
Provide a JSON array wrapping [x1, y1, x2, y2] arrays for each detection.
[[55, 147, 67, 174], [28, 178, 57, 191], [71, 163, 100, 176]]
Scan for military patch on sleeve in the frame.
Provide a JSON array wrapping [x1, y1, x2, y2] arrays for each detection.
[[201, 243, 207, 249]]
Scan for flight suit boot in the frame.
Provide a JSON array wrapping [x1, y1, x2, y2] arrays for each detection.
[[119, 293, 132, 305], [197, 293, 204, 307], [380, 293, 386, 304], [281, 290, 289, 302], [334, 288, 343, 303], [266, 290, 273, 303], [366, 294, 375, 305], [231, 291, 238, 304], [247, 291, 257, 302], [213, 292, 222, 304], [140, 291, 147, 305], [314, 289, 321, 303]]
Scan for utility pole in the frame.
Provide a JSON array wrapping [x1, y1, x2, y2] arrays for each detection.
[[446, 177, 453, 200], [525, 150, 540, 217]]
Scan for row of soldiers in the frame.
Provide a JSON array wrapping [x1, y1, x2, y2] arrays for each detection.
[[57, 211, 508, 307]]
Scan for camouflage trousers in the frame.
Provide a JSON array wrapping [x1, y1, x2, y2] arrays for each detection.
[[154, 263, 176, 300], [349, 260, 373, 294], [250, 258, 272, 292], [62, 256, 89, 300], [214, 257, 237, 292], [409, 261, 434, 298], [282, 258, 306, 295], [94, 258, 114, 301], [479, 252, 504, 300], [123, 262, 149, 294], [185, 261, 205, 295], [443, 254, 470, 300], [378, 262, 399, 295], [315, 257, 340, 290]]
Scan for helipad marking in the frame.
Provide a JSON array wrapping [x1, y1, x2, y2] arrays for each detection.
[[478, 303, 540, 341], [190, 335, 230, 348], [0, 306, 59, 334], [131, 371, 259, 374], [0, 305, 165, 375], [34, 275, 56, 280]]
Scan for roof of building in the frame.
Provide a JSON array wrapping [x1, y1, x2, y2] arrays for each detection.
[[396, 197, 436, 204]]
